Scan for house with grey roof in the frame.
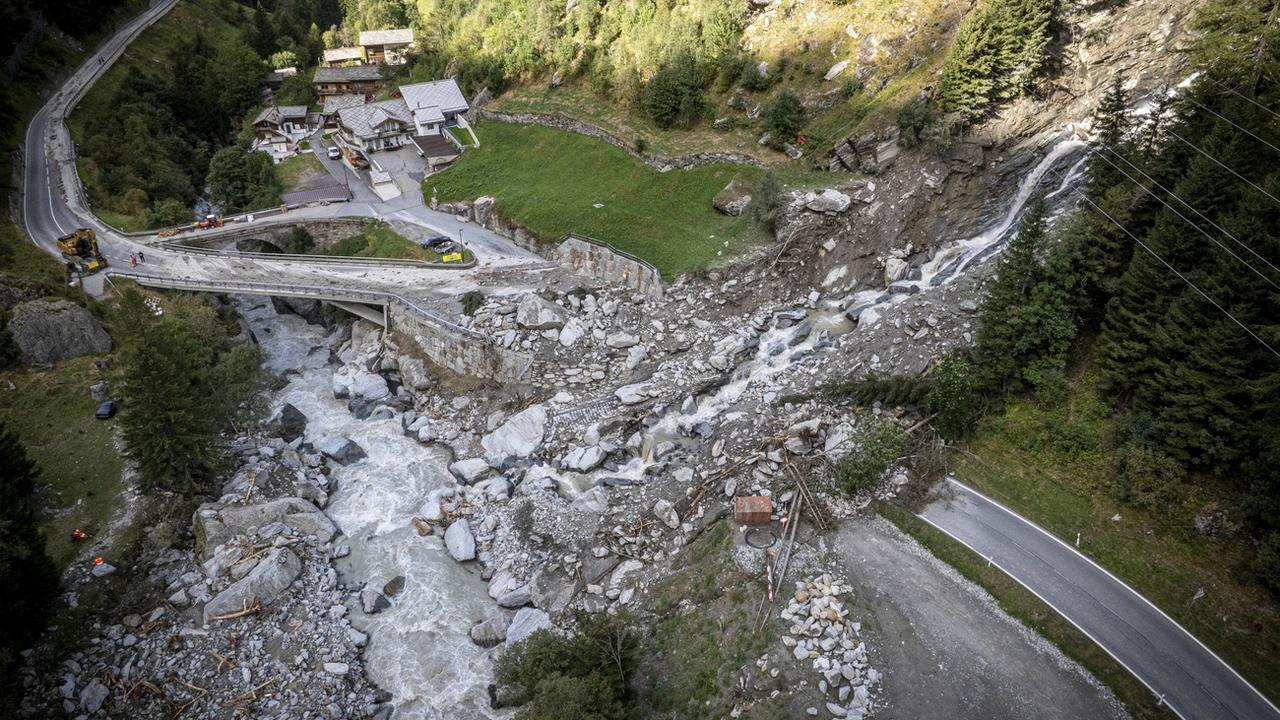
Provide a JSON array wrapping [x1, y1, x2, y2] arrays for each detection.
[[322, 46, 364, 67], [313, 65, 385, 97], [396, 79, 470, 135], [251, 104, 311, 162], [335, 98, 415, 152], [359, 28, 413, 64]]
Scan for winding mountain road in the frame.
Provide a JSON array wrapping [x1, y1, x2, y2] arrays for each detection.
[[921, 479, 1280, 720]]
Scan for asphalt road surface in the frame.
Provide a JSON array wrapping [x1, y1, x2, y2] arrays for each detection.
[[921, 479, 1280, 720]]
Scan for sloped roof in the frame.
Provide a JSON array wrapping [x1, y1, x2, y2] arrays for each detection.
[[337, 98, 412, 138], [322, 94, 367, 114], [253, 104, 309, 126], [415, 105, 445, 124], [314, 65, 384, 83], [323, 46, 364, 63], [398, 79, 468, 115], [359, 28, 413, 46]]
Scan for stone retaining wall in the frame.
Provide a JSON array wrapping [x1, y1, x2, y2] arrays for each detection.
[[183, 219, 370, 252], [389, 303, 533, 383], [555, 235, 664, 299], [478, 110, 768, 171]]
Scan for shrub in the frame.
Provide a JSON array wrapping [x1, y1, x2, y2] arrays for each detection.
[[762, 89, 804, 147], [836, 419, 907, 495], [924, 354, 982, 440], [1113, 446, 1186, 512], [642, 53, 708, 128], [461, 290, 485, 316], [840, 78, 863, 99], [739, 58, 773, 91], [497, 613, 638, 718], [635, 137, 649, 154], [145, 198, 191, 228], [748, 170, 782, 234], [1254, 533, 1280, 594]]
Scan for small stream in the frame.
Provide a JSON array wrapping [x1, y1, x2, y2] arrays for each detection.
[[237, 298, 506, 720]]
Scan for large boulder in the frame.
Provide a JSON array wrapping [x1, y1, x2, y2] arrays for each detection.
[[481, 404, 547, 465], [515, 294, 567, 330], [712, 179, 753, 216], [398, 356, 431, 391], [469, 616, 510, 648], [8, 298, 110, 364], [351, 371, 391, 401], [449, 457, 491, 483], [505, 607, 551, 647], [277, 403, 307, 442], [271, 296, 326, 326], [194, 497, 336, 559], [315, 434, 367, 465], [445, 519, 476, 561], [202, 548, 301, 623], [805, 189, 852, 214]]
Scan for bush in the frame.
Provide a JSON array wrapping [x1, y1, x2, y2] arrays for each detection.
[[145, 198, 192, 228], [762, 89, 804, 147], [497, 613, 638, 718], [1113, 446, 1186, 512], [924, 354, 982, 440], [461, 290, 485, 316], [836, 419, 907, 495], [634, 137, 649, 154], [739, 58, 773, 91], [643, 53, 709, 128], [748, 170, 782, 234]]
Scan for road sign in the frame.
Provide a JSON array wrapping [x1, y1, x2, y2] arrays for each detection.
[[441, 252, 463, 263]]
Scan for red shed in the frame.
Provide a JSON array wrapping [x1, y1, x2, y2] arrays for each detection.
[[735, 496, 773, 526]]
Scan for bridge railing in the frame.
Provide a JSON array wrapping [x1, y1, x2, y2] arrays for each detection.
[[155, 241, 478, 269], [111, 271, 486, 338]]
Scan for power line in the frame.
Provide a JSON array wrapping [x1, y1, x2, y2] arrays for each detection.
[[1094, 147, 1280, 292], [1164, 127, 1280, 208], [1205, 76, 1280, 123], [1180, 94, 1280, 157], [1055, 171, 1280, 360]]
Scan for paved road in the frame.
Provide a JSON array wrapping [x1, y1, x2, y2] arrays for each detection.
[[921, 479, 1280, 720], [16, 0, 542, 302]]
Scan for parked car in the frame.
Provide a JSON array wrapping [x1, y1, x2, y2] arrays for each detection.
[[419, 236, 452, 249], [95, 398, 118, 420], [327, 146, 342, 160], [434, 240, 459, 254]]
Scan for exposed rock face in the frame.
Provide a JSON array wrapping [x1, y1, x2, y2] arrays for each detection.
[[515, 294, 567, 330], [8, 298, 110, 364], [202, 548, 301, 623], [481, 404, 547, 465], [194, 497, 336, 559]]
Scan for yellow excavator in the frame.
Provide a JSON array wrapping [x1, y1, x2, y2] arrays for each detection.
[[56, 228, 108, 274]]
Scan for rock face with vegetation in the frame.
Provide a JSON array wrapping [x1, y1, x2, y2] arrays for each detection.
[[8, 298, 111, 364]]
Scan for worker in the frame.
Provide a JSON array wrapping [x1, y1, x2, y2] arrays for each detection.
[[70, 528, 88, 542], [129, 254, 137, 267], [138, 251, 146, 263]]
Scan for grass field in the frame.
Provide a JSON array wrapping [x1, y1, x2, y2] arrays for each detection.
[[952, 372, 1280, 705], [427, 121, 796, 277], [274, 153, 328, 192], [877, 502, 1174, 720], [323, 221, 472, 264]]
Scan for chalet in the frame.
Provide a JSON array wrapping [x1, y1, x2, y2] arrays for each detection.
[[359, 28, 413, 64], [335, 98, 414, 152], [313, 65, 384, 97], [263, 67, 298, 92], [397, 79, 470, 135], [251, 104, 310, 162], [322, 46, 364, 67], [321, 94, 367, 128]]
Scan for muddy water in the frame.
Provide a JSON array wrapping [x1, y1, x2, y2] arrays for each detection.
[[238, 297, 507, 720]]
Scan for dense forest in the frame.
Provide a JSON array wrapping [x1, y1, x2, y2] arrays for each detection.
[[929, 0, 1280, 589]]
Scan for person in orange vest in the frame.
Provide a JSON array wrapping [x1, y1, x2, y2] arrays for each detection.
[[129, 254, 137, 267], [70, 528, 88, 542]]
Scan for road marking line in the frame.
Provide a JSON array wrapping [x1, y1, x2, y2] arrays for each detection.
[[914, 510, 1192, 720], [947, 478, 1280, 717]]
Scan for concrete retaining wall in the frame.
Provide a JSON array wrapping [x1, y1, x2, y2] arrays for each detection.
[[478, 110, 768, 171], [181, 219, 369, 252], [389, 303, 532, 383], [555, 235, 663, 299]]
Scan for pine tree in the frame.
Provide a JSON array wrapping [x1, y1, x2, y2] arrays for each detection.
[[975, 197, 1049, 390], [0, 423, 60, 674]]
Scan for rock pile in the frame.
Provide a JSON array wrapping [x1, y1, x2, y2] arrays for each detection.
[[781, 574, 880, 719]]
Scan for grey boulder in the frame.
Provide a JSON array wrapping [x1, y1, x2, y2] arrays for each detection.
[[469, 616, 511, 648], [8, 298, 110, 364], [481, 404, 546, 465], [445, 519, 476, 562], [505, 607, 551, 647], [195, 497, 335, 559], [203, 548, 301, 623], [515, 294, 567, 330]]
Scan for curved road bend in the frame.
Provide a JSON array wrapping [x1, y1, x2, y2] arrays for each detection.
[[18, 0, 541, 300], [921, 479, 1280, 720]]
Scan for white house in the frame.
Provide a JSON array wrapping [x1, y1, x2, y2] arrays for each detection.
[[251, 104, 310, 162], [397, 79, 470, 136]]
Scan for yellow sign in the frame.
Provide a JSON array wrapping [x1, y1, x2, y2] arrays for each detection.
[[441, 252, 463, 263]]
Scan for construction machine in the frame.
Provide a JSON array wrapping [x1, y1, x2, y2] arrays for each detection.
[[56, 228, 108, 274]]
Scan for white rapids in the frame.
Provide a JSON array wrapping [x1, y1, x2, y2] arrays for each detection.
[[239, 297, 509, 720]]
